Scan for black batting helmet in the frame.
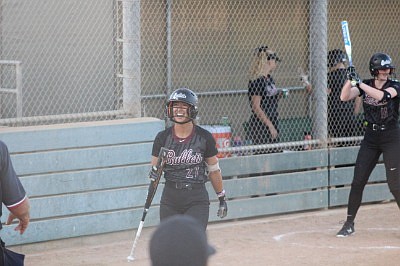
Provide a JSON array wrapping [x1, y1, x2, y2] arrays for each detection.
[[327, 49, 347, 68], [369, 52, 395, 76], [166, 88, 198, 123]]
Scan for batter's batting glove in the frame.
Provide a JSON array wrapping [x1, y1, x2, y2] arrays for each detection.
[[217, 190, 228, 218], [346, 66, 361, 87], [346, 66, 356, 75], [148, 166, 159, 181]]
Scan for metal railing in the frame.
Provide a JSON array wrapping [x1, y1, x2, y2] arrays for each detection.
[[0, 60, 22, 118]]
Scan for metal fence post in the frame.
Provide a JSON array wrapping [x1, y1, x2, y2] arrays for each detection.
[[120, 0, 141, 117], [166, 0, 173, 98], [310, 0, 328, 148]]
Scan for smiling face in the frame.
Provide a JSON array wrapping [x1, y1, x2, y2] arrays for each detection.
[[172, 101, 191, 123]]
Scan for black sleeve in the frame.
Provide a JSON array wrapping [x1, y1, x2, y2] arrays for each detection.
[[152, 131, 166, 157], [0, 141, 26, 207], [204, 131, 218, 158], [248, 78, 263, 97]]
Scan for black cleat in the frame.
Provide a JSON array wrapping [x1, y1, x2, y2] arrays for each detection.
[[336, 221, 355, 237]]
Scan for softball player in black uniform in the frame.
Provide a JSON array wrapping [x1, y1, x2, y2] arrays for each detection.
[[151, 88, 227, 229], [327, 49, 360, 138], [337, 53, 400, 237]]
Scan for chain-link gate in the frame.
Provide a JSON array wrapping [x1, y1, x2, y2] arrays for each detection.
[[1, 0, 400, 154]]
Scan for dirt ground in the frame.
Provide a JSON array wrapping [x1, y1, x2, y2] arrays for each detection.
[[9, 202, 400, 266]]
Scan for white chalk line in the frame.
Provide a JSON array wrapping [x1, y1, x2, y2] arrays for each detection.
[[273, 228, 400, 250], [209, 202, 397, 231], [210, 210, 341, 230]]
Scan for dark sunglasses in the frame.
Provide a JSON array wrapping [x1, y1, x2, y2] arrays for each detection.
[[267, 53, 280, 61], [255, 46, 281, 61]]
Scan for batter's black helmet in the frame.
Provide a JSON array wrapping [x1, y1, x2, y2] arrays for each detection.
[[327, 49, 347, 68], [166, 88, 198, 123], [369, 52, 395, 76]]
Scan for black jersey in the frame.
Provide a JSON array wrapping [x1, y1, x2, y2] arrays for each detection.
[[361, 79, 400, 124], [152, 125, 218, 184], [248, 75, 280, 124], [327, 68, 358, 137], [328, 68, 354, 113]]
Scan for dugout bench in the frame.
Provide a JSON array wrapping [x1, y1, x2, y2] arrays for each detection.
[[0, 118, 392, 246]]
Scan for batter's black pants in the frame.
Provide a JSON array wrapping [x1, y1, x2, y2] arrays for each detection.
[[160, 184, 210, 230], [346, 127, 400, 222]]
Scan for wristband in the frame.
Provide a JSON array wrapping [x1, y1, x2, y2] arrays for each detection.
[[217, 189, 225, 198], [381, 90, 391, 102]]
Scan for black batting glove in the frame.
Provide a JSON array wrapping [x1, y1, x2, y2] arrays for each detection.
[[346, 66, 356, 75], [148, 166, 159, 181], [346, 66, 361, 87], [217, 190, 228, 219]]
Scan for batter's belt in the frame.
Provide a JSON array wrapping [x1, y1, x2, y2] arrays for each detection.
[[364, 121, 399, 131], [165, 180, 205, 190]]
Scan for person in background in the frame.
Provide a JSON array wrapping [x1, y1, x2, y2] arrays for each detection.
[[150, 88, 227, 230], [0, 140, 30, 265], [327, 49, 362, 138], [337, 52, 400, 237], [149, 214, 216, 266], [247, 45, 282, 150]]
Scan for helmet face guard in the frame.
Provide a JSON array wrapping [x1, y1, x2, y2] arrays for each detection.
[[166, 88, 198, 124], [369, 53, 396, 76]]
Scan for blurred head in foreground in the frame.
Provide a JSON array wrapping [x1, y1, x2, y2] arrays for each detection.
[[149, 215, 216, 266]]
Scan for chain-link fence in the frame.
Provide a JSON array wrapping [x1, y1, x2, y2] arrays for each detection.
[[1, 0, 400, 153]]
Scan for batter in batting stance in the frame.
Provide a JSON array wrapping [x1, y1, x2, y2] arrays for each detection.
[[151, 88, 227, 229], [337, 53, 400, 237]]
